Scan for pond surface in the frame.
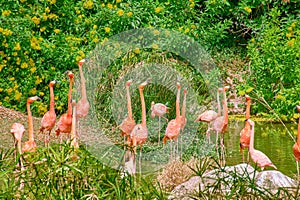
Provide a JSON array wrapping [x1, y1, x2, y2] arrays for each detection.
[[224, 120, 297, 178]]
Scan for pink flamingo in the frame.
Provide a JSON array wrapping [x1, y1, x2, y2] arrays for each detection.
[[211, 86, 230, 165], [247, 119, 277, 170], [151, 101, 169, 144], [10, 123, 25, 167], [23, 96, 41, 153], [130, 80, 149, 174], [120, 79, 136, 147], [292, 105, 300, 177], [76, 59, 90, 138], [163, 82, 181, 161], [240, 95, 251, 162], [70, 100, 79, 149], [195, 87, 222, 143], [39, 80, 57, 146], [56, 71, 74, 144]]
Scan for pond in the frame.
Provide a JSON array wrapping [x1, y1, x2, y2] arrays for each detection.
[[224, 120, 297, 178]]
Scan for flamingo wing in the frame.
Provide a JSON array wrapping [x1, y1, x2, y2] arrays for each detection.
[[251, 149, 276, 169], [41, 111, 56, 131], [195, 110, 218, 123]]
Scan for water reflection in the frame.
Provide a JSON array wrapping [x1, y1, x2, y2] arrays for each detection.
[[224, 120, 297, 178]]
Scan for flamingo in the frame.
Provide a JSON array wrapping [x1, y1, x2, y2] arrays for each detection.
[[70, 100, 79, 149], [195, 87, 222, 143], [120, 79, 136, 146], [211, 86, 230, 165], [240, 94, 251, 162], [39, 80, 57, 146], [55, 71, 74, 144], [151, 102, 169, 144], [76, 59, 90, 138], [163, 82, 181, 161], [247, 119, 277, 170], [23, 96, 41, 153], [292, 105, 300, 177], [130, 80, 149, 174], [179, 88, 187, 156], [10, 123, 25, 167]]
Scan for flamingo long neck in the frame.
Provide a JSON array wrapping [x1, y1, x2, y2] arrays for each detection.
[[71, 104, 76, 141], [17, 140, 22, 155], [176, 86, 181, 120], [79, 66, 87, 101], [182, 91, 187, 120], [140, 87, 146, 127], [27, 102, 34, 142], [217, 90, 221, 116], [297, 117, 300, 144], [246, 99, 251, 120], [223, 89, 228, 126], [249, 123, 254, 152], [126, 84, 133, 119], [50, 85, 55, 113], [67, 77, 73, 117]]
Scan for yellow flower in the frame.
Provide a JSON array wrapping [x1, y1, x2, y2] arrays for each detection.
[[30, 67, 37, 74], [244, 6, 252, 13], [21, 62, 28, 69], [190, 2, 195, 7], [286, 33, 292, 38], [101, 37, 109, 44], [291, 22, 296, 28], [250, 38, 255, 43], [127, 12, 133, 17], [0, 102, 2, 105], [40, 27, 46, 32], [7, 88, 13, 94], [2, 10, 11, 17], [45, 7, 50, 13], [155, 7, 163, 13], [116, 0, 121, 3], [101, 3, 105, 7], [117, 9, 124, 16], [153, 29, 160, 35], [9, 77, 15, 81], [107, 3, 113, 9], [134, 48, 140, 54], [15, 91, 22, 101], [42, 13, 48, 21], [31, 16, 41, 25], [30, 88, 37, 95], [14, 42, 21, 51], [84, 0, 93, 9], [104, 27, 111, 33], [51, 66, 55, 71], [191, 24, 196, 29], [48, 0, 56, 5], [152, 43, 158, 49], [4, 96, 9, 102], [92, 37, 99, 43], [55, 96, 59, 101], [178, 26, 183, 31], [93, 24, 97, 29], [39, 92, 44, 96], [184, 28, 190, 33], [288, 27, 293, 32], [54, 29, 60, 34], [0, 88, 3, 92], [287, 38, 295, 47]]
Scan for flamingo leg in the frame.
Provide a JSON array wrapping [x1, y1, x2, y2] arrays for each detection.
[[158, 116, 161, 144], [297, 161, 299, 180], [241, 148, 244, 163], [206, 127, 211, 144], [139, 147, 142, 176], [220, 133, 226, 166], [170, 140, 173, 161], [247, 150, 250, 163]]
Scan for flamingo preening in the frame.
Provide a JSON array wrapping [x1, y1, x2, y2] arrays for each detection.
[[248, 119, 277, 170], [10, 123, 25, 168], [195, 87, 222, 143], [163, 82, 181, 161], [76, 59, 90, 139], [39, 80, 57, 146], [130, 80, 149, 174], [23, 96, 41, 153], [211, 86, 230, 165], [240, 95, 251, 162], [292, 105, 300, 177], [120, 79, 136, 147], [151, 102, 168, 144], [56, 71, 74, 144]]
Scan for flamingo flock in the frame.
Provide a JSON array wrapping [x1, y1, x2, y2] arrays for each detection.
[[6, 61, 300, 178]]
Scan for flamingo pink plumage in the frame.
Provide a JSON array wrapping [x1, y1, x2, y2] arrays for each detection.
[[292, 105, 300, 177], [11, 123, 25, 163], [23, 96, 41, 153], [247, 119, 277, 170], [39, 80, 57, 146], [70, 100, 79, 149], [240, 95, 251, 162], [151, 101, 168, 143]]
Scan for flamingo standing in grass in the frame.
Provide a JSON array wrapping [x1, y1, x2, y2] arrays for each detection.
[[76, 59, 90, 138], [10, 123, 25, 167], [163, 82, 181, 161], [211, 86, 230, 165], [240, 95, 251, 162], [130, 80, 149, 174], [56, 71, 74, 144], [151, 102, 169, 144], [195, 87, 222, 143], [39, 80, 57, 146], [120, 79, 136, 146], [292, 105, 300, 177], [23, 96, 41, 153], [247, 119, 277, 170]]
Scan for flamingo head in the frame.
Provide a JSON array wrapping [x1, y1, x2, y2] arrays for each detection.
[[183, 87, 187, 94], [296, 105, 300, 113], [176, 82, 181, 89], [49, 80, 57, 87], [71, 99, 76, 107], [64, 70, 74, 79], [245, 94, 251, 101], [151, 101, 155, 109], [224, 86, 231, 91], [218, 87, 223, 92], [139, 80, 149, 89], [10, 123, 25, 141], [126, 79, 133, 86], [27, 96, 41, 104], [78, 59, 86, 67]]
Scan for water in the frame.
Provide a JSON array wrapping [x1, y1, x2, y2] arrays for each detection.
[[224, 120, 297, 178]]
